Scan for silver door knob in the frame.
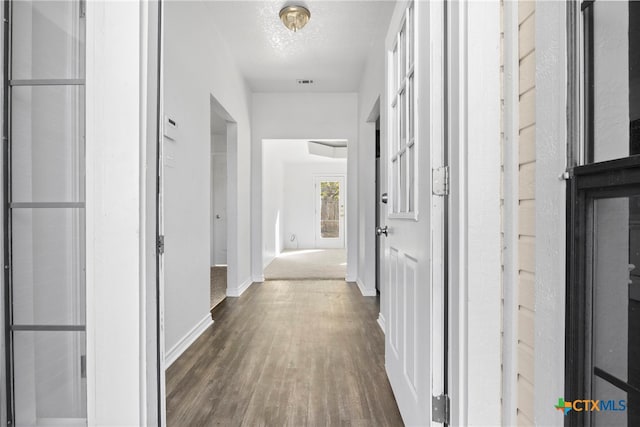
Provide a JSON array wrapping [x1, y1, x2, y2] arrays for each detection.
[[376, 226, 388, 237], [381, 193, 388, 204], [216, 214, 221, 219]]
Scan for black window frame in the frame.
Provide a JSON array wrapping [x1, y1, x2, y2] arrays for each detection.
[[566, 2, 640, 425], [566, 156, 640, 426]]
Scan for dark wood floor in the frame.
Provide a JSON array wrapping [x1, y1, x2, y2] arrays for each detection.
[[210, 266, 227, 310], [166, 280, 404, 426]]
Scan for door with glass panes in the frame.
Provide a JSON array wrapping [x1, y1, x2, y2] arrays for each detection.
[[3, 1, 87, 425], [567, 1, 640, 426]]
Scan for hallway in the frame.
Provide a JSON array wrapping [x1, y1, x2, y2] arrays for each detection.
[[264, 249, 347, 280], [166, 280, 403, 426]]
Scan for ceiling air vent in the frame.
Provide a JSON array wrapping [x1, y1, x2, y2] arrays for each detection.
[[297, 79, 314, 85]]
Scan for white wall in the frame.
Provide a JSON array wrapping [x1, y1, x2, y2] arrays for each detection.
[[262, 141, 285, 265], [283, 162, 347, 249], [357, 44, 386, 296], [534, 2, 568, 425], [163, 1, 252, 353], [251, 94, 358, 281], [262, 140, 347, 264]]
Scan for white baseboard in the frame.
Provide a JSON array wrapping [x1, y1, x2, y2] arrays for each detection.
[[165, 314, 213, 368], [377, 313, 386, 334], [263, 256, 275, 269], [252, 274, 265, 282], [36, 418, 87, 426], [345, 274, 357, 282], [356, 277, 377, 296], [227, 276, 253, 297]]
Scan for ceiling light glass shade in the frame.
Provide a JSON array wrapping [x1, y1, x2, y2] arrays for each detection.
[[279, 6, 311, 32]]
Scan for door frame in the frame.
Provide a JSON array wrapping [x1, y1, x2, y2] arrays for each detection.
[[313, 175, 345, 249], [446, 0, 502, 424]]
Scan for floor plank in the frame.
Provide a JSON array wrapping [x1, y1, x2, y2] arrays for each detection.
[[166, 280, 404, 426], [211, 266, 227, 310]]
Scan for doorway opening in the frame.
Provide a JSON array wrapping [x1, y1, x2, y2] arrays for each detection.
[[209, 102, 228, 311], [374, 116, 381, 294], [261, 139, 348, 281]]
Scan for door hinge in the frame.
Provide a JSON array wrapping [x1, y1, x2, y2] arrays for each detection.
[[432, 166, 450, 196], [432, 394, 450, 424], [157, 235, 165, 255]]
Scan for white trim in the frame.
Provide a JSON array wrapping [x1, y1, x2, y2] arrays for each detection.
[[356, 278, 376, 297], [263, 256, 275, 270], [377, 313, 386, 334], [165, 314, 213, 368], [345, 274, 357, 282], [85, 2, 145, 424], [448, 1, 502, 425], [226, 277, 253, 297], [534, 2, 567, 425], [501, 1, 520, 425], [252, 274, 265, 283]]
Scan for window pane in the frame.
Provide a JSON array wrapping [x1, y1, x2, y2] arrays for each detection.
[[408, 6, 414, 67], [392, 159, 399, 212], [12, 208, 85, 326], [12, 85, 84, 203], [392, 44, 398, 93], [589, 1, 640, 162], [591, 376, 628, 426], [399, 90, 406, 145], [399, 24, 406, 83], [408, 76, 414, 142], [12, 1, 84, 80], [589, 195, 640, 425], [392, 103, 398, 155], [14, 331, 87, 424], [320, 181, 340, 238], [399, 152, 406, 212], [408, 145, 415, 212]]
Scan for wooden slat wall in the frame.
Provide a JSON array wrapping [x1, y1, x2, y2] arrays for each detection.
[[517, 1, 536, 425]]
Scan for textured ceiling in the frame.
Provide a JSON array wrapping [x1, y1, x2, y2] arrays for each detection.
[[203, 1, 395, 92]]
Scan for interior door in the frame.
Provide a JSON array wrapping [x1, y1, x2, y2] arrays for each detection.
[[383, 1, 446, 425], [314, 176, 345, 249]]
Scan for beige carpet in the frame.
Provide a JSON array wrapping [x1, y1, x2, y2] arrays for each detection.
[[264, 249, 346, 280], [210, 266, 226, 309]]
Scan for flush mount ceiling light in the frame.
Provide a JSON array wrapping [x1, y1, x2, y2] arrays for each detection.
[[279, 5, 311, 32]]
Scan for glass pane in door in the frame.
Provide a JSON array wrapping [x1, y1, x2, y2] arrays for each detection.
[[320, 181, 340, 238], [589, 1, 640, 162], [6, 0, 86, 424], [13, 331, 86, 424], [12, 208, 85, 326], [11, 1, 84, 80], [589, 195, 640, 425], [11, 85, 84, 203]]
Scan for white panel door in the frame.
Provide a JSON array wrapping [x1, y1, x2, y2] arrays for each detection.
[[383, 1, 445, 425], [314, 176, 346, 248]]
